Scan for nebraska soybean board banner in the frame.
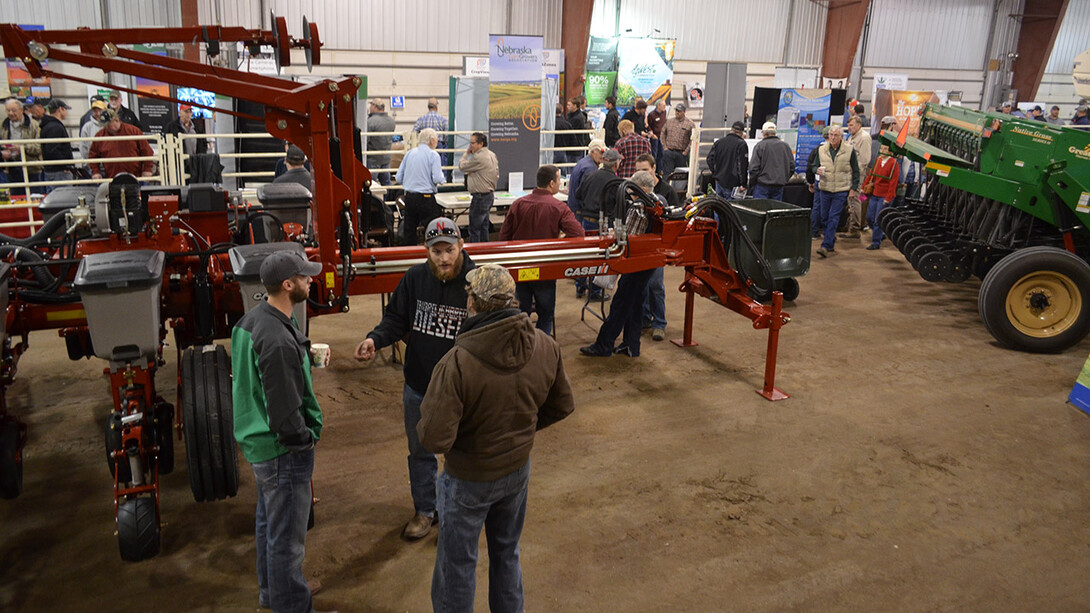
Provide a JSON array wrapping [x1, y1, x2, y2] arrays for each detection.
[[489, 35, 544, 190]]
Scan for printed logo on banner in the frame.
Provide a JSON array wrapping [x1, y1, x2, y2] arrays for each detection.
[[522, 105, 541, 130]]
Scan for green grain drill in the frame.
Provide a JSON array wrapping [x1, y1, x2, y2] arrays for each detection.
[[878, 103, 1090, 352]]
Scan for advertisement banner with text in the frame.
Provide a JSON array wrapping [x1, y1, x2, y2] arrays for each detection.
[[616, 38, 675, 107], [584, 36, 619, 106], [778, 88, 832, 173], [490, 34, 543, 191], [873, 89, 940, 137]]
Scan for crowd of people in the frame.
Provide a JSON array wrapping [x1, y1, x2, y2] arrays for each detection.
[[0, 90, 217, 194]]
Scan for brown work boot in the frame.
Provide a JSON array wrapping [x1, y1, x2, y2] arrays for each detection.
[[836, 231, 860, 239], [401, 513, 437, 541]]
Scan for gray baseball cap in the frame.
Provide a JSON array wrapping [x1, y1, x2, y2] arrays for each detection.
[[602, 149, 622, 162], [425, 217, 461, 246], [259, 250, 322, 285]]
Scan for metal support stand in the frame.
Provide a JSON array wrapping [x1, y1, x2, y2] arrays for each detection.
[[757, 291, 789, 401], [671, 286, 698, 348]]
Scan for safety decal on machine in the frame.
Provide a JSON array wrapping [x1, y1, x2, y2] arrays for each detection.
[[518, 268, 540, 282], [325, 272, 335, 287], [925, 162, 951, 177], [1077, 192, 1090, 215]]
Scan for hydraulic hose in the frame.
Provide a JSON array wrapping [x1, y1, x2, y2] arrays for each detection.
[[0, 245, 56, 287], [689, 195, 775, 298], [0, 213, 68, 248]]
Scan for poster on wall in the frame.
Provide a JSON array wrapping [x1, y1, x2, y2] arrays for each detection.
[[871, 73, 908, 132], [686, 81, 704, 108], [5, 25, 49, 98], [489, 34, 543, 191], [778, 88, 832, 173], [463, 56, 489, 77], [873, 89, 941, 137], [584, 36, 619, 106], [133, 44, 171, 134], [616, 38, 675, 107]]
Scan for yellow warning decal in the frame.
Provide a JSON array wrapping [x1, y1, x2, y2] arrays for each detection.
[[518, 268, 540, 282], [325, 272, 335, 287], [46, 308, 86, 321], [925, 162, 952, 177]]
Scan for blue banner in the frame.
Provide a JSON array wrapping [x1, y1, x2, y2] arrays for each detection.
[[489, 35, 543, 191], [778, 89, 832, 174]]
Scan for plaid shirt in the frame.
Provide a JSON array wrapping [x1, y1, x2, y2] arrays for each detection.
[[612, 134, 652, 178], [414, 111, 448, 133], [660, 116, 695, 153]]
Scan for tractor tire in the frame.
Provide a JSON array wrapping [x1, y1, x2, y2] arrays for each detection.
[[978, 247, 1090, 353], [117, 497, 160, 561], [0, 420, 23, 500], [181, 345, 238, 502]]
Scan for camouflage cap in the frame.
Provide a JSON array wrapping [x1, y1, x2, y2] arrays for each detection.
[[465, 264, 515, 303]]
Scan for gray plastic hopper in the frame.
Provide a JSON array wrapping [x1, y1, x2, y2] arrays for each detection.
[[72, 250, 165, 364]]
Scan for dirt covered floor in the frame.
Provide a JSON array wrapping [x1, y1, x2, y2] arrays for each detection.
[[2, 238, 1090, 612]]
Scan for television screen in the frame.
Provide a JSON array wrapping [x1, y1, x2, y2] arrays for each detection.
[[176, 87, 215, 118]]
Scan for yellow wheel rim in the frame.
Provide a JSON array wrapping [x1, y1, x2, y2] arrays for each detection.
[[1005, 271, 1083, 338]]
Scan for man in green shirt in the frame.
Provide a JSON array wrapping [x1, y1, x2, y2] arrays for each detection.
[[232, 250, 325, 612]]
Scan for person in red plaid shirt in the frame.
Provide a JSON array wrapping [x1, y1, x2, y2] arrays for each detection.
[[612, 119, 651, 179]]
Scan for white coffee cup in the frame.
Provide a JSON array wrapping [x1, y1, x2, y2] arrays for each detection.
[[310, 343, 330, 368], [817, 165, 826, 176]]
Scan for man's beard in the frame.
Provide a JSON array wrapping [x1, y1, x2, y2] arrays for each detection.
[[289, 282, 309, 304], [428, 251, 463, 281]]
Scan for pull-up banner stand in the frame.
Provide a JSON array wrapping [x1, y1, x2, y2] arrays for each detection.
[[489, 34, 543, 191]]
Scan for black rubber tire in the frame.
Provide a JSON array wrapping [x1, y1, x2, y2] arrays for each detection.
[[0, 421, 22, 500], [909, 241, 938, 269], [902, 236, 931, 264], [978, 247, 1090, 353], [875, 206, 901, 228], [777, 278, 801, 302], [917, 251, 951, 282], [117, 497, 160, 561], [155, 403, 175, 476], [944, 257, 973, 283], [182, 345, 238, 502]]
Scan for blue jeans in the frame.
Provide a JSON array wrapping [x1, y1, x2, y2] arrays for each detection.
[[252, 448, 315, 613], [575, 217, 603, 298], [810, 188, 825, 235], [752, 184, 783, 201], [650, 138, 664, 171], [714, 182, 735, 200], [588, 268, 655, 355], [516, 280, 557, 334], [433, 463, 530, 613], [642, 267, 666, 329], [404, 384, 438, 517], [867, 195, 888, 246], [818, 190, 848, 250], [468, 192, 494, 242], [661, 149, 687, 178]]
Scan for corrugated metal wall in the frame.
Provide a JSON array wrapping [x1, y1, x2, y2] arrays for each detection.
[[196, 0, 560, 53], [589, 0, 825, 65], [0, 0, 180, 30], [1047, 0, 1090, 74], [864, 0, 996, 69]]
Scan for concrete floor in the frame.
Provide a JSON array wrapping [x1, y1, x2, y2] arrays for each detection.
[[2, 236, 1089, 611]]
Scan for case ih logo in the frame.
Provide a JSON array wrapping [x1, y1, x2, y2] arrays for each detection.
[[1069, 144, 1090, 160], [564, 265, 609, 277]]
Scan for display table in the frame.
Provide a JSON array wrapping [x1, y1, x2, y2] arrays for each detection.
[[435, 190, 567, 222]]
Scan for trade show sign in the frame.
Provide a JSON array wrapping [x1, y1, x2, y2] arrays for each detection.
[[616, 38, 675, 107], [777, 88, 832, 173], [489, 35, 543, 191], [873, 89, 941, 137], [584, 36, 619, 106]]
